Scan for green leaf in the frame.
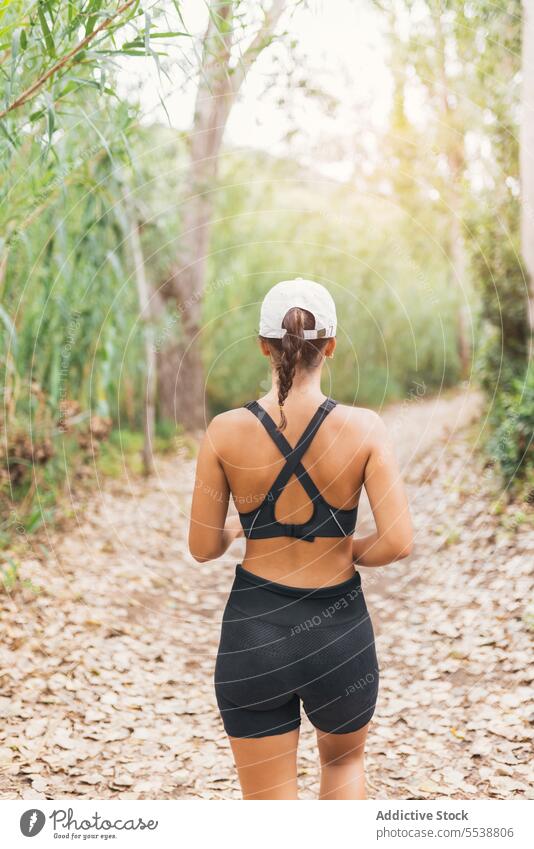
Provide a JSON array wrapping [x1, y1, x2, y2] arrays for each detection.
[[85, 0, 103, 37], [148, 31, 192, 39], [122, 38, 144, 49], [0, 118, 18, 150], [37, 2, 56, 57], [58, 77, 117, 98], [29, 107, 46, 122], [46, 102, 55, 141], [117, 49, 149, 56]]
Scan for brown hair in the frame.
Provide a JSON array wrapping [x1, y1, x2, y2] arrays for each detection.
[[260, 308, 329, 431]]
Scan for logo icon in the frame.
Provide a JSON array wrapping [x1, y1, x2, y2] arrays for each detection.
[[20, 809, 46, 837]]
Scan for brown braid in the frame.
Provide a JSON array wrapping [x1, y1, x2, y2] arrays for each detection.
[[260, 307, 329, 431]]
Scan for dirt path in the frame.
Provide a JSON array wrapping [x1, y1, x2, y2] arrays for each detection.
[[1, 390, 532, 800]]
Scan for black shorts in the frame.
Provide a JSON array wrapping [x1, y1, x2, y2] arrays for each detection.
[[214, 564, 379, 739]]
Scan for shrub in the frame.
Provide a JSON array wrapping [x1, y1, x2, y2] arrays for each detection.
[[487, 363, 534, 488]]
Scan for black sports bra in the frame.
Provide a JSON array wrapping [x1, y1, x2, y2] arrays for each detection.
[[238, 397, 358, 543]]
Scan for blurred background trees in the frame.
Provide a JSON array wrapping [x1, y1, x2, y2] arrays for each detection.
[[1, 0, 532, 532], [156, 0, 286, 428]]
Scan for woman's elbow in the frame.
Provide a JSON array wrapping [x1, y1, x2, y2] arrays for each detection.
[[190, 551, 212, 563], [391, 534, 414, 560], [189, 545, 218, 563], [189, 535, 221, 563]]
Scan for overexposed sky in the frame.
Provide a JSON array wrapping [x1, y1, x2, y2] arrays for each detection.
[[118, 0, 394, 174]]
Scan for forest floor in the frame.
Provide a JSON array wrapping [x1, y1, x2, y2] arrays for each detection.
[[1, 388, 533, 801]]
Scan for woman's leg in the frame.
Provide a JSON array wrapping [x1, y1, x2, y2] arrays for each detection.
[[228, 729, 300, 799], [316, 722, 370, 800]]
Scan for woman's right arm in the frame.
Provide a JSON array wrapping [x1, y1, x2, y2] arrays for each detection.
[[352, 413, 413, 567], [188, 416, 242, 563]]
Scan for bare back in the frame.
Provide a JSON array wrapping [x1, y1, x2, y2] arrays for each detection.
[[213, 393, 376, 586], [190, 388, 412, 585]]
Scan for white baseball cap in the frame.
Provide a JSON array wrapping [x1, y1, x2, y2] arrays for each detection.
[[259, 278, 337, 339]]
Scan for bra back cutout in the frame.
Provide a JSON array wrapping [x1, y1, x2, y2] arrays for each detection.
[[237, 398, 358, 543]]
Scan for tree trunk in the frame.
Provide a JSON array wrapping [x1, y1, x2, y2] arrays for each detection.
[[521, 0, 534, 334], [127, 211, 156, 475], [157, 0, 286, 430], [447, 141, 471, 378], [0, 247, 17, 422], [449, 191, 471, 379], [157, 146, 221, 427], [450, 212, 471, 377], [432, 8, 471, 378]]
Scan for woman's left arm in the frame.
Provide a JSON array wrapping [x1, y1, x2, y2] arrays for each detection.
[[188, 418, 243, 562]]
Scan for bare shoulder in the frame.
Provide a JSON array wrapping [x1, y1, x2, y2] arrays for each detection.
[[333, 403, 390, 447], [204, 406, 256, 453], [208, 406, 251, 429]]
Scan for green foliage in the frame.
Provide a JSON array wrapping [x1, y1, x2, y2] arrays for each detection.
[[486, 363, 534, 485], [0, 2, 193, 527], [2, 0, 530, 534], [459, 0, 532, 486], [202, 151, 461, 412], [128, 130, 461, 414], [372, 0, 532, 489], [1, 112, 146, 418], [1, 1, 192, 434], [97, 432, 143, 477], [1, 556, 40, 595], [468, 195, 529, 395]]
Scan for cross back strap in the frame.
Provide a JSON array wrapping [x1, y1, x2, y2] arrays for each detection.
[[243, 398, 337, 505]]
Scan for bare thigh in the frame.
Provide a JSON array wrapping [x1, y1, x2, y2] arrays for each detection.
[[229, 729, 300, 800], [316, 722, 370, 800]]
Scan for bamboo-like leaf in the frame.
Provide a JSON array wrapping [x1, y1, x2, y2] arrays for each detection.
[[29, 107, 46, 121], [116, 48, 154, 56], [85, 0, 103, 37], [0, 118, 17, 150], [46, 100, 55, 142], [148, 31, 192, 39], [37, 2, 55, 57], [58, 76, 115, 97], [121, 37, 144, 49]]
